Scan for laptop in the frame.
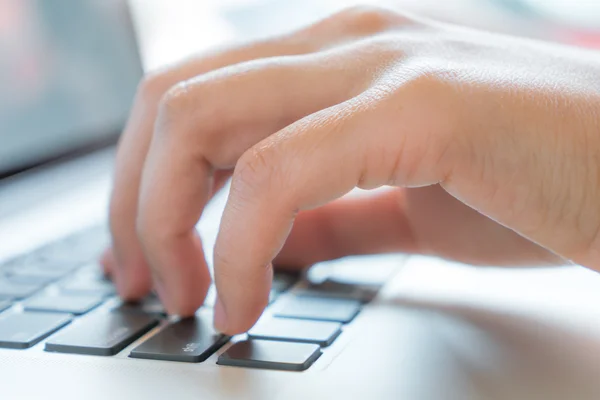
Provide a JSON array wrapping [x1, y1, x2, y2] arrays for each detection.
[[2, 1, 600, 399]]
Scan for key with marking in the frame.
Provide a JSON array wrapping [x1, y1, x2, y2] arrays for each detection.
[[0, 312, 71, 349], [45, 312, 158, 356], [130, 313, 229, 362], [217, 340, 321, 371], [273, 295, 361, 323], [248, 317, 341, 347], [24, 293, 104, 315], [0, 279, 43, 299]]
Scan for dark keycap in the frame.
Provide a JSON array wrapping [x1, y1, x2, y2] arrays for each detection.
[[273, 295, 361, 323], [248, 317, 341, 347], [130, 313, 229, 362], [24, 293, 104, 315], [217, 340, 321, 371], [60, 276, 116, 297], [0, 312, 71, 349], [202, 286, 277, 308], [0, 300, 12, 313], [115, 296, 166, 317], [0, 279, 43, 299], [298, 282, 378, 303], [45, 312, 158, 356]]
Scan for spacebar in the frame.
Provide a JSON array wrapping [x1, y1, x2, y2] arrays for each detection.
[[45, 312, 158, 356]]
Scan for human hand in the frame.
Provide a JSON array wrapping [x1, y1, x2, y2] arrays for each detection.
[[104, 6, 600, 334]]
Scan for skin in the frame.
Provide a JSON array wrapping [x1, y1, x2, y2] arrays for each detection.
[[102, 6, 600, 335]]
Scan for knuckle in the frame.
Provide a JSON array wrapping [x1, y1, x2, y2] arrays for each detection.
[[336, 5, 405, 34], [233, 146, 278, 195], [136, 71, 172, 104], [379, 68, 461, 184], [156, 81, 193, 131]]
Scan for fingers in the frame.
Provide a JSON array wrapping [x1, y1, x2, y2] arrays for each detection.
[[273, 189, 417, 268], [274, 185, 561, 272], [136, 52, 371, 316], [100, 247, 116, 277], [107, 6, 405, 300], [213, 100, 377, 334], [109, 37, 338, 300], [212, 86, 447, 334]]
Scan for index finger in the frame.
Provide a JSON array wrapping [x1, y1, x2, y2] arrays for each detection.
[[136, 53, 368, 315]]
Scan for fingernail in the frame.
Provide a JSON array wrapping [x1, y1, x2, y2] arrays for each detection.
[[214, 297, 228, 333]]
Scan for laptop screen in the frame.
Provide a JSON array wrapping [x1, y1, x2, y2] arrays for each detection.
[[0, 0, 143, 176]]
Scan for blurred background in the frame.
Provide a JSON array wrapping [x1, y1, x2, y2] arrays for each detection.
[[130, 0, 600, 70], [1, 0, 599, 175]]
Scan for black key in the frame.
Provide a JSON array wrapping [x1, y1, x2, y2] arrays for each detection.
[[115, 296, 166, 317], [273, 295, 361, 323], [0, 312, 71, 349], [0, 300, 12, 313], [130, 313, 229, 362], [24, 293, 104, 315], [45, 312, 158, 356], [217, 340, 321, 371], [248, 318, 341, 347], [0, 279, 43, 299], [299, 283, 378, 302], [202, 286, 277, 308]]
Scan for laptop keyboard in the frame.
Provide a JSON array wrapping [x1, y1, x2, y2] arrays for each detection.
[[0, 225, 387, 371]]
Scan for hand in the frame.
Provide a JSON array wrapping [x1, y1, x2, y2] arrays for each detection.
[[104, 6, 600, 334]]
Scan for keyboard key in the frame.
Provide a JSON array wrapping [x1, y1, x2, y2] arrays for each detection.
[[248, 318, 341, 347], [76, 263, 110, 282], [4, 265, 69, 284], [24, 293, 104, 315], [45, 312, 158, 356], [130, 313, 229, 362], [0, 312, 71, 349], [9, 252, 82, 272], [299, 283, 378, 302], [37, 227, 108, 266], [307, 254, 402, 287], [217, 340, 321, 371], [0, 300, 12, 313], [60, 276, 116, 297], [115, 296, 166, 317], [0, 279, 43, 299], [273, 296, 361, 323], [202, 285, 277, 308]]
